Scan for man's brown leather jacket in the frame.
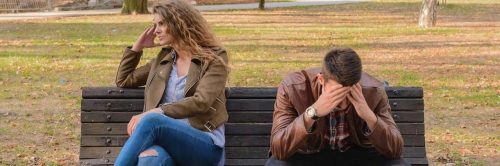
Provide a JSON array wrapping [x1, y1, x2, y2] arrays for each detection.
[[270, 68, 403, 160]]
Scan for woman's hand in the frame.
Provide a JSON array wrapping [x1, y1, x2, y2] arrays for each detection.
[[131, 26, 160, 52], [127, 108, 164, 136]]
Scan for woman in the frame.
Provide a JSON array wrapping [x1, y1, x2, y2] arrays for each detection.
[[114, 0, 228, 165]]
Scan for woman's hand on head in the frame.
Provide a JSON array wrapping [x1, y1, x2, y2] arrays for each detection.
[[131, 26, 161, 52]]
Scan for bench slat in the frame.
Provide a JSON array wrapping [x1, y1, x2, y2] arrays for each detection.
[[226, 147, 427, 159], [81, 123, 424, 135], [79, 147, 426, 159], [82, 87, 423, 99], [81, 111, 424, 123], [81, 98, 424, 112], [225, 123, 424, 135], [80, 158, 428, 166], [81, 135, 425, 147]]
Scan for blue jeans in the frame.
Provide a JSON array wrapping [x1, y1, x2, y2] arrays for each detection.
[[115, 113, 223, 166]]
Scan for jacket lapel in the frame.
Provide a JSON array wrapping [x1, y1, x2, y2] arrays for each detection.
[[184, 55, 203, 96], [146, 50, 174, 111]]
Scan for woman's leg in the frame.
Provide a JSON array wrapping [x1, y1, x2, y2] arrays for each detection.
[[115, 113, 222, 166], [137, 145, 175, 166]]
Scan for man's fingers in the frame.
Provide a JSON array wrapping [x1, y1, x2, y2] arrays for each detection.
[[347, 93, 357, 103], [324, 84, 343, 93]]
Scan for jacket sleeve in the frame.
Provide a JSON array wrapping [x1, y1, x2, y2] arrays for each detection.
[[270, 81, 320, 160], [364, 87, 404, 159], [115, 47, 152, 88], [160, 52, 228, 118]]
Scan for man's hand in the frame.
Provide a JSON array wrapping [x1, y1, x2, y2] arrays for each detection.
[[131, 26, 161, 52], [313, 84, 350, 117], [127, 108, 163, 136], [347, 83, 377, 130]]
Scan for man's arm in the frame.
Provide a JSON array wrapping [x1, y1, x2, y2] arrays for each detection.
[[269, 82, 318, 160], [348, 84, 404, 159]]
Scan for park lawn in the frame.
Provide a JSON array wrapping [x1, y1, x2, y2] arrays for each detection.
[[0, 0, 498, 165]]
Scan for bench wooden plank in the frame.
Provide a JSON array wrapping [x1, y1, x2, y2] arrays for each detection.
[[404, 158, 430, 166], [81, 112, 136, 123], [81, 135, 425, 147], [79, 158, 427, 166], [226, 87, 277, 99], [384, 87, 423, 98], [225, 147, 426, 159], [81, 123, 424, 135], [225, 123, 424, 135], [225, 158, 429, 166], [80, 158, 114, 166], [225, 159, 268, 166], [80, 147, 121, 159], [82, 87, 423, 99], [81, 98, 424, 112], [80, 157, 427, 166], [82, 110, 424, 123]]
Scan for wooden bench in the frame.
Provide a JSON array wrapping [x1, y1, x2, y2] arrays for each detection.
[[80, 87, 428, 165]]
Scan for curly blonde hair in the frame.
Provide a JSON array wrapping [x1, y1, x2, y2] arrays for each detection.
[[153, 0, 221, 61]]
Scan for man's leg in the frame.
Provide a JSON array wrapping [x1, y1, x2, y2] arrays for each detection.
[[341, 146, 410, 166], [265, 149, 336, 166]]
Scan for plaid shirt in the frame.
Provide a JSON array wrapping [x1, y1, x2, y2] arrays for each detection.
[[326, 108, 352, 152]]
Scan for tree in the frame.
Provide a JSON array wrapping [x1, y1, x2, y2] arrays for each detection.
[[418, 0, 437, 28], [259, 0, 265, 10], [122, 0, 149, 14]]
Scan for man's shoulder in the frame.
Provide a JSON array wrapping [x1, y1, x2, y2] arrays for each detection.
[[360, 72, 384, 88], [281, 67, 321, 86], [360, 72, 387, 101]]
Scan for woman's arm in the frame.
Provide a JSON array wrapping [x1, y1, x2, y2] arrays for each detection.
[[116, 27, 160, 88], [115, 48, 153, 88]]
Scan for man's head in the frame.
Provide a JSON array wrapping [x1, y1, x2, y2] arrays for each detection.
[[318, 48, 362, 87]]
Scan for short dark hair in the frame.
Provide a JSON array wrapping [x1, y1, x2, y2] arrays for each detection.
[[322, 48, 362, 86]]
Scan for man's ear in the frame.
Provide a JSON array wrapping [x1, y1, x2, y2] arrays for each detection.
[[317, 73, 325, 86]]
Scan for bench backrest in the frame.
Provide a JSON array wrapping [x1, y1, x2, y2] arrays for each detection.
[[80, 87, 428, 166]]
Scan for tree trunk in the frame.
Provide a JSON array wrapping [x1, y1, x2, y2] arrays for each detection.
[[122, 0, 149, 15], [259, 0, 265, 10], [419, 0, 437, 28]]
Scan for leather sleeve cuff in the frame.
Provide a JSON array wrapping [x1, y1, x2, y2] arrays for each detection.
[[301, 113, 318, 134], [125, 46, 143, 55], [363, 116, 384, 137]]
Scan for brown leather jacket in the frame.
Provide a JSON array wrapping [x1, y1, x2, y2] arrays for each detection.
[[270, 68, 403, 160], [115, 46, 229, 132]]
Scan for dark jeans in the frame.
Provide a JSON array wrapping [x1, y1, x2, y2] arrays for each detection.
[[265, 147, 410, 166]]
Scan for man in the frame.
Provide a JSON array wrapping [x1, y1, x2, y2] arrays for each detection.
[[266, 48, 408, 166]]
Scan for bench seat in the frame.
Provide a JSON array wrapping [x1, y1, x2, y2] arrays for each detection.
[[80, 87, 428, 166]]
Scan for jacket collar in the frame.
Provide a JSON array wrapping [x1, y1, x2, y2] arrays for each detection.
[[159, 47, 203, 65], [156, 47, 204, 96]]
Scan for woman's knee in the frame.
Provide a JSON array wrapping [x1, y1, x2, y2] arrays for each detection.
[[138, 145, 174, 166]]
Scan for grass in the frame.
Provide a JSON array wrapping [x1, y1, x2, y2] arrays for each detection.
[[0, 0, 499, 165]]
